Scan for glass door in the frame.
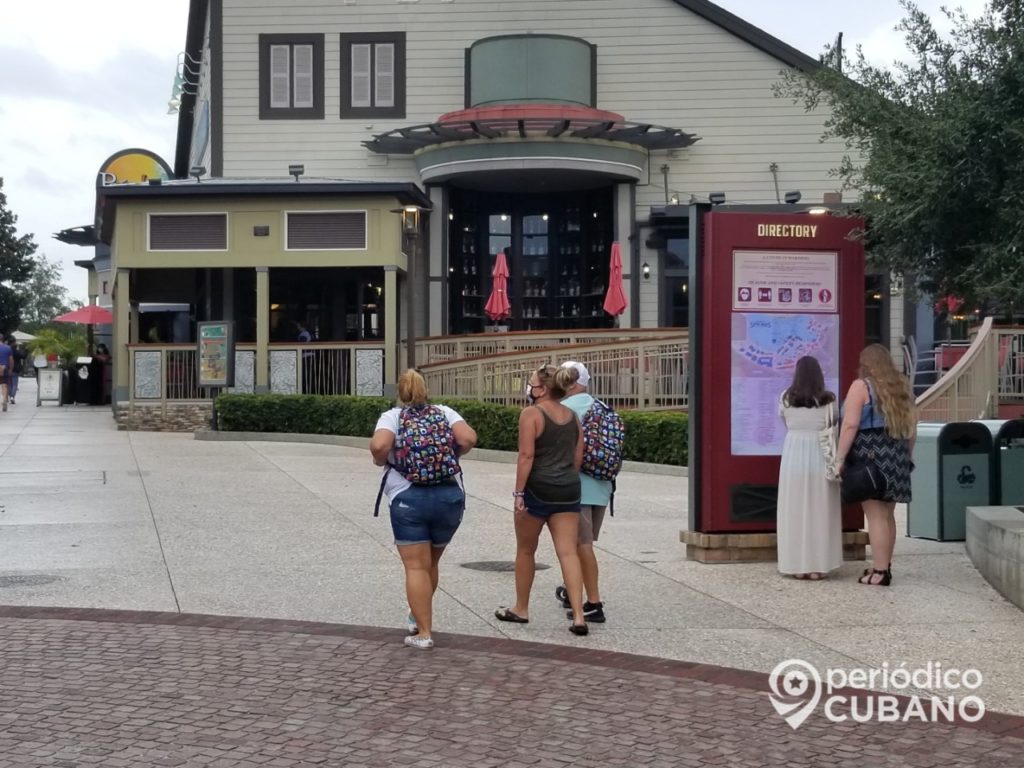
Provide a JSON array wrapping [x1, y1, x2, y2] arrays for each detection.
[[521, 212, 550, 330]]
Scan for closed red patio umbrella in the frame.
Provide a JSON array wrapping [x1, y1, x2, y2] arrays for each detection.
[[484, 251, 511, 324], [603, 241, 628, 317]]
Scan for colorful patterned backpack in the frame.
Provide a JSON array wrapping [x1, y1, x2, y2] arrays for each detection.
[[392, 405, 461, 484], [580, 399, 625, 482], [374, 405, 461, 517]]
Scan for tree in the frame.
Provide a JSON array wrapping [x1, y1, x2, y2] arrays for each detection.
[[0, 177, 37, 332], [19, 253, 82, 333], [775, 0, 1024, 309]]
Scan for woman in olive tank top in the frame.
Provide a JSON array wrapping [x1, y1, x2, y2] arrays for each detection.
[[495, 365, 588, 635]]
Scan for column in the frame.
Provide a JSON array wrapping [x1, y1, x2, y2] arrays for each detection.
[[428, 186, 445, 336], [255, 267, 269, 393], [384, 265, 398, 392], [113, 268, 131, 406]]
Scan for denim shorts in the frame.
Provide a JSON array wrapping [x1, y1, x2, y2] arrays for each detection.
[[524, 488, 581, 520], [390, 481, 465, 547]]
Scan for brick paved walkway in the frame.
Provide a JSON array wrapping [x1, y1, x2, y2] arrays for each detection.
[[0, 607, 1021, 767]]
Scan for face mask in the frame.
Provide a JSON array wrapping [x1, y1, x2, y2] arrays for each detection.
[[525, 383, 539, 404]]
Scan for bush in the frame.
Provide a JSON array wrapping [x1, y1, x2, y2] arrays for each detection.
[[215, 394, 687, 466]]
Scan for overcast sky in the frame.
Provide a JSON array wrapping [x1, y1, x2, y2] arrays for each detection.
[[0, 0, 987, 304]]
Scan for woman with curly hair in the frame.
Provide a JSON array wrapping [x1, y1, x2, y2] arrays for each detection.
[[837, 344, 917, 586]]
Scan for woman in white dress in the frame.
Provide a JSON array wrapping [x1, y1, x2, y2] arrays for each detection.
[[777, 356, 842, 580]]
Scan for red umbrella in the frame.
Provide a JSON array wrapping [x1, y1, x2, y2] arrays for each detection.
[[603, 241, 628, 316], [52, 305, 114, 325], [484, 251, 511, 322]]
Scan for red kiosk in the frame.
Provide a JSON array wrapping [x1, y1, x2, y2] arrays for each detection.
[[683, 208, 867, 562]]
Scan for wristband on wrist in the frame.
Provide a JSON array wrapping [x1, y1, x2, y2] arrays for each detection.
[[512, 491, 525, 498]]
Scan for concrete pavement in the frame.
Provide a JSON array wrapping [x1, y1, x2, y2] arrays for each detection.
[[1, 377, 1023, 764]]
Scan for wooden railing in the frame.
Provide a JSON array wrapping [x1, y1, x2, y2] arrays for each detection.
[[915, 318, 998, 422], [127, 342, 386, 402], [414, 327, 683, 365], [419, 334, 688, 410]]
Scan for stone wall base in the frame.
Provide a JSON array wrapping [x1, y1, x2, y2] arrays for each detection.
[[679, 530, 869, 563], [115, 403, 213, 432]]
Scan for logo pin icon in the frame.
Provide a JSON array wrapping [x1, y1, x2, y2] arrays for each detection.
[[768, 659, 823, 730]]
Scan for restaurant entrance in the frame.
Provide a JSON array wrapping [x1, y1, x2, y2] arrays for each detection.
[[447, 187, 615, 334]]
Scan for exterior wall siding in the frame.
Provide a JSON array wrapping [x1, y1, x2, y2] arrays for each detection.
[[214, 0, 848, 212]]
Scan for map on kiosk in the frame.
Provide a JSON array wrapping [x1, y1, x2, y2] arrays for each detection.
[[730, 313, 839, 456]]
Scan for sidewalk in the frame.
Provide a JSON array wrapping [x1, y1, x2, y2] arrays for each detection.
[[1, 379, 1023, 764]]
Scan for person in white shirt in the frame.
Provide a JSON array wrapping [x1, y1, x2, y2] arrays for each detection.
[[369, 369, 477, 649]]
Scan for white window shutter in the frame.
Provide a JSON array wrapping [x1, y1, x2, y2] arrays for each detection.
[[270, 45, 290, 108], [375, 43, 395, 108], [293, 44, 314, 108], [351, 44, 372, 108]]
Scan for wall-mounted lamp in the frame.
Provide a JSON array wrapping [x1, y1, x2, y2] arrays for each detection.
[[784, 190, 802, 204], [708, 192, 726, 205], [448, 210, 454, 221], [392, 204, 428, 234], [190, 166, 206, 182], [288, 164, 304, 182], [669, 193, 680, 205], [642, 262, 651, 280]]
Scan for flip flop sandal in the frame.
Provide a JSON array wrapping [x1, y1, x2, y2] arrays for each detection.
[[569, 623, 589, 636], [494, 607, 529, 623]]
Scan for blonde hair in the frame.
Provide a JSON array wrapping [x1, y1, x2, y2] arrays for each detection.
[[859, 344, 915, 439], [534, 365, 575, 400], [397, 368, 428, 406]]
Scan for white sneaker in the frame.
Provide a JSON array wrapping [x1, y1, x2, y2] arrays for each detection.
[[404, 635, 434, 650], [406, 613, 418, 635]]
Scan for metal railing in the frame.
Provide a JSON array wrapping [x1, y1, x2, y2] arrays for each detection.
[[414, 327, 684, 365], [915, 318, 997, 422], [128, 342, 383, 402], [419, 334, 688, 410]]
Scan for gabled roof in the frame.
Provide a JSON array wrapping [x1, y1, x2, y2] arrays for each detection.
[[669, 0, 820, 73], [175, 0, 820, 175]]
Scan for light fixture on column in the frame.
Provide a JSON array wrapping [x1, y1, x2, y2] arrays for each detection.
[[784, 190, 802, 204], [190, 166, 206, 182], [390, 203, 432, 369], [288, 164, 305, 182], [642, 262, 651, 280]]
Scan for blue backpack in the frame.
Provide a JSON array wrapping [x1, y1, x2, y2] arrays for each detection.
[[374, 405, 461, 516]]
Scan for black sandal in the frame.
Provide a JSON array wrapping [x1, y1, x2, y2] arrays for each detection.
[[494, 607, 529, 623], [858, 568, 891, 587], [569, 623, 589, 636]]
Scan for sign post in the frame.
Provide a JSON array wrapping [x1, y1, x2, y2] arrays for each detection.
[[197, 321, 235, 429], [684, 209, 866, 562]]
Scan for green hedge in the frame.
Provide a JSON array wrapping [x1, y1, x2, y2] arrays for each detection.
[[215, 394, 687, 466]]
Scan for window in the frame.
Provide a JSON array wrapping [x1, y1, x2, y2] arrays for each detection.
[[340, 33, 406, 118], [149, 214, 228, 251], [259, 34, 324, 119], [286, 212, 367, 250]]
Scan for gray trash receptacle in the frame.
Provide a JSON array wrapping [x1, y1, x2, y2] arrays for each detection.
[[976, 419, 1024, 506], [908, 422, 992, 541]]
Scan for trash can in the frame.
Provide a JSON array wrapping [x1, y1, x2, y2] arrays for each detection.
[[975, 419, 1024, 506], [908, 422, 993, 541], [72, 357, 93, 405]]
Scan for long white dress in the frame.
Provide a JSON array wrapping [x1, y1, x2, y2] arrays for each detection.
[[776, 400, 842, 574]]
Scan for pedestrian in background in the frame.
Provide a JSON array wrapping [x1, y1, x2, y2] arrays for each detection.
[[496, 365, 588, 635], [370, 368, 477, 649], [5, 337, 26, 405], [0, 334, 11, 412], [838, 344, 916, 587], [776, 356, 841, 580]]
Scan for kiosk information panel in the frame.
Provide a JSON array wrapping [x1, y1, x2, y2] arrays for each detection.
[[691, 210, 865, 534]]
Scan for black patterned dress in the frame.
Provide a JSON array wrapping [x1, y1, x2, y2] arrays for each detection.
[[843, 380, 913, 503]]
